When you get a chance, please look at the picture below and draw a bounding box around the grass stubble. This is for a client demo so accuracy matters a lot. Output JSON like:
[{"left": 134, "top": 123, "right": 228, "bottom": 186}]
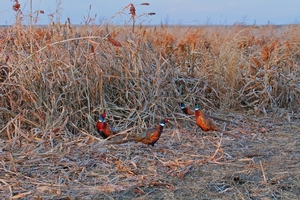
[{"left": 0, "top": 2, "right": 299, "bottom": 199}]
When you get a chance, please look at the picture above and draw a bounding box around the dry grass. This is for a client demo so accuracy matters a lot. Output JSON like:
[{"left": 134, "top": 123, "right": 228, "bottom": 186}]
[{"left": 0, "top": 3, "right": 300, "bottom": 199}]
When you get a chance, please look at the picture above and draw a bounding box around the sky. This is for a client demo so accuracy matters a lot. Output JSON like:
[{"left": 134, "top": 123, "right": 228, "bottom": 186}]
[{"left": 0, "top": 0, "right": 300, "bottom": 26}]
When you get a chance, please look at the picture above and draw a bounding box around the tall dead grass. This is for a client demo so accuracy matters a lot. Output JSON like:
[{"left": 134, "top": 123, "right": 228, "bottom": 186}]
[{"left": 1, "top": 22, "right": 300, "bottom": 137}]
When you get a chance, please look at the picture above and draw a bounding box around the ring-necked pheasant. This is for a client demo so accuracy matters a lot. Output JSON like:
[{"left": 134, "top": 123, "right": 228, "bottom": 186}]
[
  {"left": 181, "top": 102, "right": 238, "bottom": 125},
  {"left": 180, "top": 102, "right": 195, "bottom": 115},
  {"left": 96, "top": 112, "right": 117, "bottom": 138},
  {"left": 105, "top": 118, "right": 168, "bottom": 146},
  {"left": 195, "top": 104, "right": 238, "bottom": 138}
]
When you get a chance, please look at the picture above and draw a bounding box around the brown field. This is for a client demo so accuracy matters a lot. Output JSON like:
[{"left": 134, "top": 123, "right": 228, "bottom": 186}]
[{"left": 0, "top": 8, "right": 300, "bottom": 199}]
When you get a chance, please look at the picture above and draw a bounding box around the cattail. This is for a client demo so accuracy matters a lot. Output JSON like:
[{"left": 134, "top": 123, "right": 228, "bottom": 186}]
[
  {"left": 12, "top": 0, "right": 21, "bottom": 12},
  {"left": 129, "top": 4, "right": 136, "bottom": 19},
  {"left": 90, "top": 44, "right": 95, "bottom": 54},
  {"left": 40, "top": 10, "right": 44, "bottom": 14},
  {"left": 141, "top": 3, "right": 150, "bottom": 6},
  {"left": 108, "top": 37, "right": 122, "bottom": 47},
  {"left": 148, "top": 12, "right": 156, "bottom": 16},
  {"left": 261, "top": 45, "right": 269, "bottom": 62}
]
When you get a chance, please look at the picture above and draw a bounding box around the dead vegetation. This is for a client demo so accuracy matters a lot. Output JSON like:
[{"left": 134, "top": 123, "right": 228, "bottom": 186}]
[{"left": 0, "top": 2, "right": 300, "bottom": 199}]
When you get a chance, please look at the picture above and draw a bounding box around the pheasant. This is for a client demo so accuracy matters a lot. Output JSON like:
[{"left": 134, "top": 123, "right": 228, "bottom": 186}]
[
  {"left": 96, "top": 112, "right": 117, "bottom": 138},
  {"left": 195, "top": 104, "right": 238, "bottom": 138},
  {"left": 181, "top": 102, "right": 238, "bottom": 125},
  {"left": 180, "top": 102, "right": 195, "bottom": 115},
  {"left": 105, "top": 118, "right": 168, "bottom": 146}
]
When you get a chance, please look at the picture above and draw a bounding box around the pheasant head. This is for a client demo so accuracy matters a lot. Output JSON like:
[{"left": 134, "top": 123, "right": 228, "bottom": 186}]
[{"left": 99, "top": 112, "right": 106, "bottom": 122}]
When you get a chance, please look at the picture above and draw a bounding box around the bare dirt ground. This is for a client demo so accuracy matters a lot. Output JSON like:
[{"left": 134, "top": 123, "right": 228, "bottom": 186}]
[{"left": 0, "top": 112, "right": 299, "bottom": 199}]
